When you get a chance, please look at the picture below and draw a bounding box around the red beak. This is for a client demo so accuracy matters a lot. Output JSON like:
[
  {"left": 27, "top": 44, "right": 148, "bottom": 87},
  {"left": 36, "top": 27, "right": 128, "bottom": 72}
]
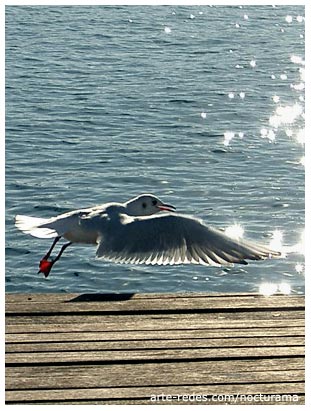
[{"left": 157, "top": 203, "right": 176, "bottom": 212}]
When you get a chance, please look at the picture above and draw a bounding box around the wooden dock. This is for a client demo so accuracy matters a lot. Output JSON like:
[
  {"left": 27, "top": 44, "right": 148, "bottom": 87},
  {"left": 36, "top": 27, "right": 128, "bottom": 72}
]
[{"left": 6, "top": 292, "right": 305, "bottom": 405}]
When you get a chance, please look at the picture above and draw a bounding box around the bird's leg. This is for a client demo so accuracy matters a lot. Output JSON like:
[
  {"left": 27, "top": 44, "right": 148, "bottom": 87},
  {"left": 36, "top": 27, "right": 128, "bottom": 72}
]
[
  {"left": 50, "top": 242, "right": 72, "bottom": 265},
  {"left": 38, "top": 238, "right": 72, "bottom": 278},
  {"left": 42, "top": 236, "right": 61, "bottom": 260}
]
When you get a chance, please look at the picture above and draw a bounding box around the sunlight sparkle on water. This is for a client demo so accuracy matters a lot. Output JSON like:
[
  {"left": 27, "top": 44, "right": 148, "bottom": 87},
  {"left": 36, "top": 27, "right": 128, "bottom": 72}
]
[
  {"left": 291, "top": 83, "right": 304, "bottom": 91},
  {"left": 280, "top": 73, "right": 287, "bottom": 80},
  {"left": 272, "top": 95, "right": 280, "bottom": 103},
  {"left": 285, "top": 15, "right": 293, "bottom": 23},
  {"left": 223, "top": 131, "right": 234, "bottom": 146},
  {"left": 269, "top": 103, "right": 303, "bottom": 128},
  {"left": 260, "top": 129, "right": 275, "bottom": 142},
  {"left": 295, "top": 263, "right": 304, "bottom": 274},
  {"left": 259, "top": 283, "right": 278, "bottom": 296},
  {"left": 278, "top": 283, "right": 291, "bottom": 294},
  {"left": 290, "top": 55, "right": 305, "bottom": 65},
  {"left": 296, "top": 128, "right": 304, "bottom": 145},
  {"left": 164, "top": 27, "right": 171, "bottom": 34},
  {"left": 249, "top": 60, "right": 256, "bottom": 68},
  {"left": 225, "top": 224, "right": 244, "bottom": 240},
  {"left": 282, "top": 229, "right": 304, "bottom": 255},
  {"left": 269, "top": 230, "right": 283, "bottom": 252},
  {"left": 259, "top": 282, "right": 291, "bottom": 296}
]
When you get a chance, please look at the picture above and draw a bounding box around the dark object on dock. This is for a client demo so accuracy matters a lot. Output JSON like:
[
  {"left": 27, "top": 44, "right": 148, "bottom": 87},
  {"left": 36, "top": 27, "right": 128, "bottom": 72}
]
[{"left": 6, "top": 292, "right": 305, "bottom": 405}]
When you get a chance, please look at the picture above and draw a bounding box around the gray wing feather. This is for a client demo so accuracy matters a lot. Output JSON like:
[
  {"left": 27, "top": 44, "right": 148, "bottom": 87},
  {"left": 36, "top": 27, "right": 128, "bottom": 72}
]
[{"left": 96, "top": 213, "right": 280, "bottom": 266}]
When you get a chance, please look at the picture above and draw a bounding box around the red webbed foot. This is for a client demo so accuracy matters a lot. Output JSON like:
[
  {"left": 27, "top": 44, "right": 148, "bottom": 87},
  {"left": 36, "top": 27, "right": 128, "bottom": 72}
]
[{"left": 38, "top": 259, "right": 54, "bottom": 278}]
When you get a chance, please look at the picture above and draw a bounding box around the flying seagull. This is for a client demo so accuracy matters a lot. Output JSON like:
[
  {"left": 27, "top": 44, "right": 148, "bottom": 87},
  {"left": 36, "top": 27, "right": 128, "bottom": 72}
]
[{"left": 15, "top": 194, "right": 281, "bottom": 277}]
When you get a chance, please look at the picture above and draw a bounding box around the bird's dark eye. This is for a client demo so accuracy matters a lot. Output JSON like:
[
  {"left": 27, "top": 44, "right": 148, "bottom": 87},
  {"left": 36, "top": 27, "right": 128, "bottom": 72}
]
[
  {"left": 142, "top": 202, "right": 147, "bottom": 209},
  {"left": 152, "top": 199, "right": 157, "bottom": 206}
]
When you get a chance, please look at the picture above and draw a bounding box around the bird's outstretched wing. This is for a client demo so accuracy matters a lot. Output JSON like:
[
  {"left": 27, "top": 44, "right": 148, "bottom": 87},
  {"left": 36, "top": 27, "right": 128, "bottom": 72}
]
[{"left": 96, "top": 213, "right": 281, "bottom": 266}]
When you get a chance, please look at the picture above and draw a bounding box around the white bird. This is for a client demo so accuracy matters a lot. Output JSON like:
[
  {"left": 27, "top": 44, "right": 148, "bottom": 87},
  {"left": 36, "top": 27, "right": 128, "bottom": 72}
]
[{"left": 15, "top": 193, "right": 281, "bottom": 277}]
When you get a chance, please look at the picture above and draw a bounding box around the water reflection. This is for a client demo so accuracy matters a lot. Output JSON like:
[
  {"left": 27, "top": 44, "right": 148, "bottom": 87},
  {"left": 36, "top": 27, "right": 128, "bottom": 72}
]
[
  {"left": 269, "top": 229, "right": 283, "bottom": 252},
  {"left": 268, "top": 229, "right": 305, "bottom": 259},
  {"left": 269, "top": 103, "right": 303, "bottom": 128},
  {"left": 223, "top": 131, "right": 235, "bottom": 146},
  {"left": 295, "top": 263, "right": 304, "bottom": 274},
  {"left": 259, "top": 282, "right": 278, "bottom": 296},
  {"left": 225, "top": 224, "right": 244, "bottom": 240},
  {"left": 290, "top": 55, "right": 304, "bottom": 65},
  {"left": 249, "top": 59, "right": 256, "bottom": 68},
  {"left": 259, "top": 282, "right": 291, "bottom": 296},
  {"left": 285, "top": 15, "right": 293, "bottom": 23}
]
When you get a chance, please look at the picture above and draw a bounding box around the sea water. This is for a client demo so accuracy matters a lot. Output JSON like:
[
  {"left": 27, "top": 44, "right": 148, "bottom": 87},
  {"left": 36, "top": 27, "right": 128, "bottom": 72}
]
[{"left": 6, "top": 5, "right": 305, "bottom": 294}]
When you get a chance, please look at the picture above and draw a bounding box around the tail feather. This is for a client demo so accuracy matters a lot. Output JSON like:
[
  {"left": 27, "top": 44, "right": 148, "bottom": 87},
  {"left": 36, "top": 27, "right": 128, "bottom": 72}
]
[{"left": 15, "top": 215, "right": 58, "bottom": 239}]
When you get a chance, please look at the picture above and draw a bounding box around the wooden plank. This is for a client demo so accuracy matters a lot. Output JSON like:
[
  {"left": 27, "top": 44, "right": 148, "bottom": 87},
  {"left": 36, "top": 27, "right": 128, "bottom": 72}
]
[
  {"left": 5, "top": 307, "right": 305, "bottom": 331},
  {"left": 5, "top": 336, "right": 305, "bottom": 353},
  {"left": 6, "top": 358, "right": 304, "bottom": 388},
  {"left": 5, "top": 310, "right": 304, "bottom": 328},
  {"left": 6, "top": 315, "right": 305, "bottom": 335},
  {"left": 5, "top": 293, "right": 305, "bottom": 314},
  {"left": 5, "top": 319, "right": 305, "bottom": 335},
  {"left": 3, "top": 292, "right": 291, "bottom": 302},
  {"left": 6, "top": 345, "right": 304, "bottom": 365},
  {"left": 5, "top": 326, "right": 305, "bottom": 343},
  {"left": 5, "top": 382, "right": 305, "bottom": 403},
  {"left": 24, "top": 398, "right": 304, "bottom": 405},
  {"left": 5, "top": 292, "right": 305, "bottom": 405},
  {"left": 5, "top": 292, "right": 304, "bottom": 303}
]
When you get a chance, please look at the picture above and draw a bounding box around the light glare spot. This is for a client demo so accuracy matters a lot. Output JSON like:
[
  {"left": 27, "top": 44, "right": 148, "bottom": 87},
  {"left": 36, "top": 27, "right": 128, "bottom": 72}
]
[
  {"left": 280, "top": 73, "right": 287, "bottom": 80},
  {"left": 228, "top": 92, "right": 235, "bottom": 99},
  {"left": 260, "top": 128, "right": 268, "bottom": 137},
  {"left": 291, "top": 83, "right": 304, "bottom": 91},
  {"left": 295, "top": 263, "right": 304, "bottom": 274},
  {"left": 278, "top": 283, "right": 291, "bottom": 294},
  {"left": 225, "top": 224, "right": 244, "bottom": 240},
  {"left": 272, "top": 95, "right": 280, "bottom": 103},
  {"left": 200, "top": 112, "right": 207, "bottom": 119},
  {"left": 285, "top": 129, "right": 293, "bottom": 137},
  {"left": 223, "top": 131, "right": 235, "bottom": 146},
  {"left": 164, "top": 27, "right": 171, "bottom": 34},
  {"left": 259, "top": 283, "right": 278, "bottom": 296},
  {"left": 269, "top": 230, "right": 283, "bottom": 251},
  {"left": 267, "top": 129, "right": 275, "bottom": 141},
  {"left": 250, "top": 60, "right": 256, "bottom": 68},
  {"left": 239, "top": 92, "right": 245, "bottom": 99},
  {"left": 285, "top": 15, "right": 293, "bottom": 23},
  {"left": 290, "top": 55, "right": 304, "bottom": 65},
  {"left": 269, "top": 103, "right": 303, "bottom": 128}
]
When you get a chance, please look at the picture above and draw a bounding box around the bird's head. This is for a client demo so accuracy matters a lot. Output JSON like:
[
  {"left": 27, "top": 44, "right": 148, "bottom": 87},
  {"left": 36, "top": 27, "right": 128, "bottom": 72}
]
[{"left": 125, "top": 194, "right": 176, "bottom": 216}]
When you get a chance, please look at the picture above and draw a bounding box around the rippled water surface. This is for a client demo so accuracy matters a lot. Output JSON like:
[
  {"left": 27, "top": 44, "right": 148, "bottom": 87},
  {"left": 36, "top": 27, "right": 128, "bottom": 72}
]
[{"left": 6, "top": 5, "right": 305, "bottom": 294}]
